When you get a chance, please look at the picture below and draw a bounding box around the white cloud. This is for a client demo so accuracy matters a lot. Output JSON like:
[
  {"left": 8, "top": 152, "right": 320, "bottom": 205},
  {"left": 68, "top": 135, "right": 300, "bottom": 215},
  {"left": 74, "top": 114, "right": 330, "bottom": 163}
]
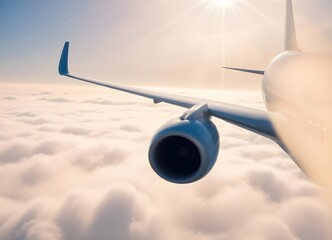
[
  {"left": 0, "top": 84, "right": 331, "bottom": 240},
  {"left": 15, "top": 220, "right": 64, "bottom": 240}
]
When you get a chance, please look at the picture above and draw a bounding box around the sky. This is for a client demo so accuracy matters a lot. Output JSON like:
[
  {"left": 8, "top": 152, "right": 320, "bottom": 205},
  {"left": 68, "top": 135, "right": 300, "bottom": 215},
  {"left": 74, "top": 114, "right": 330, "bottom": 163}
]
[
  {"left": 1, "top": 85, "right": 332, "bottom": 240},
  {"left": 0, "top": 0, "right": 332, "bottom": 89}
]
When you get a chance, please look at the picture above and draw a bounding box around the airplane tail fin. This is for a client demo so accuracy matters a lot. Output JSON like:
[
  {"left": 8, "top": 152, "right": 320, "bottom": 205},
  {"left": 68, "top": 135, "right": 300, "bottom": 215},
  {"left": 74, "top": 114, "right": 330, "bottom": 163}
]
[{"left": 284, "top": 0, "right": 298, "bottom": 51}]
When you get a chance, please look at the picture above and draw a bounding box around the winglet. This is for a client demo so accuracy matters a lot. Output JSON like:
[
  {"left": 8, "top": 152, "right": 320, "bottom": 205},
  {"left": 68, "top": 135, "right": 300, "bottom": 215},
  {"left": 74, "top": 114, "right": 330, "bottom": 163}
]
[
  {"left": 285, "top": 0, "right": 298, "bottom": 51},
  {"left": 59, "top": 42, "right": 70, "bottom": 75}
]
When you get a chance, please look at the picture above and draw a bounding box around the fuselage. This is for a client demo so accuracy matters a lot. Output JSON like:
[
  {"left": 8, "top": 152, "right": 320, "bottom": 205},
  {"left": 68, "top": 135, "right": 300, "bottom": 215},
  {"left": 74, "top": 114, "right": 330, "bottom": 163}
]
[{"left": 263, "top": 51, "right": 332, "bottom": 188}]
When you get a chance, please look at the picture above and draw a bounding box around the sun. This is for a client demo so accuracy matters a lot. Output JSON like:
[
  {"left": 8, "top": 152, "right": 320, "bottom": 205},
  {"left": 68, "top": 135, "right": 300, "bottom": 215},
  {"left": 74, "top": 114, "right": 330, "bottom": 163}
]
[{"left": 211, "top": 0, "right": 234, "bottom": 7}]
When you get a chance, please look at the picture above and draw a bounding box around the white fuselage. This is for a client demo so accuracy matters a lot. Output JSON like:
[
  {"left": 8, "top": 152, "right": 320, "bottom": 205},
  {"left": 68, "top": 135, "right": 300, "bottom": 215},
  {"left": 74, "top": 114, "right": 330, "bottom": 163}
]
[{"left": 263, "top": 51, "right": 332, "bottom": 188}]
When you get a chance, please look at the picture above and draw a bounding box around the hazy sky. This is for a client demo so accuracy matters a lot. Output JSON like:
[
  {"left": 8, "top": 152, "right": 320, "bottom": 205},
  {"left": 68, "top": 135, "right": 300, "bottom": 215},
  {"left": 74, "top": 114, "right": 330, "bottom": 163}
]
[{"left": 1, "top": 0, "right": 331, "bottom": 88}]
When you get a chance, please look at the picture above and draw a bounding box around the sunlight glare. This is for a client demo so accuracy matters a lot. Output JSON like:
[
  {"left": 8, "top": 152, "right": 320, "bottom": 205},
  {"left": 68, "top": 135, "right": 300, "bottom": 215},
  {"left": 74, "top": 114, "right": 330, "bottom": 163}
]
[{"left": 211, "top": 0, "right": 234, "bottom": 7}]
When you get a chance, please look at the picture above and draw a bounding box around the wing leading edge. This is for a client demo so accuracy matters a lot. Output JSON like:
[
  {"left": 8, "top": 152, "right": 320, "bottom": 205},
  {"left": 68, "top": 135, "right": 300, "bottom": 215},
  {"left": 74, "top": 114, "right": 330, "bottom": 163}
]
[{"left": 58, "top": 42, "right": 280, "bottom": 143}]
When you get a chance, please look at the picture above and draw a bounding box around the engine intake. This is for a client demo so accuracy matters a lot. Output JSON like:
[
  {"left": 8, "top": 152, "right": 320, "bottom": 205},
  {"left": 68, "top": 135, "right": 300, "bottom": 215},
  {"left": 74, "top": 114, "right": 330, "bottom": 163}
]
[
  {"left": 155, "top": 136, "right": 201, "bottom": 179},
  {"left": 149, "top": 118, "right": 220, "bottom": 184}
]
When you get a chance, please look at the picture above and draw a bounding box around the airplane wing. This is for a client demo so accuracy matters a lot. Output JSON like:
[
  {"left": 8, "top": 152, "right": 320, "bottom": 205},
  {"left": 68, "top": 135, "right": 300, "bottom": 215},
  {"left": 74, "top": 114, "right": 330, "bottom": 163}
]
[{"left": 58, "top": 42, "right": 280, "bottom": 143}]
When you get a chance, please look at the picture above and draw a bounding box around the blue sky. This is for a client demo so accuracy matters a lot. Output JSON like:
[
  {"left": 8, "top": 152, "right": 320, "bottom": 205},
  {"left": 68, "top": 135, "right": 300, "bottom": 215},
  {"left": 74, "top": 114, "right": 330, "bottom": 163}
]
[{"left": 1, "top": 0, "right": 331, "bottom": 88}]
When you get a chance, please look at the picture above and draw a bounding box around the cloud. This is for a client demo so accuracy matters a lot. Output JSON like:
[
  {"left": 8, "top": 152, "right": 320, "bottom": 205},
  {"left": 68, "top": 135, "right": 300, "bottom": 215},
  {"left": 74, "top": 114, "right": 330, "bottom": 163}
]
[
  {"left": 2, "top": 96, "right": 17, "bottom": 100},
  {"left": 0, "top": 142, "right": 33, "bottom": 164},
  {"left": 15, "top": 220, "right": 64, "bottom": 240},
  {"left": 55, "top": 191, "right": 93, "bottom": 240},
  {"left": 33, "top": 91, "right": 52, "bottom": 96},
  {"left": 38, "top": 97, "right": 73, "bottom": 103},
  {"left": 61, "top": 126, "right": 91, "bottom": 136},
  {"left": 0, "top": 198, "right": 57, "bottom": 240},
  {"left": 83, "top": 99, "right": 115, "bottom": 105},
  {"left": 87, "top": 184, "right": 154, "bottom": 240},
  {"left": 0, "top": 85, "right": 331, "bottom": 240},
  {"left": 0, "top": 140, "right": 69, "bottom": 164},
  {"left": 239, "top": 216, "right": 296, "bottom": 240},
  {"left": 72, "top": 145, "right": 127, "bottom": 171},
  {"left": 120, "top": 124, "right": 141, "bottom": 133},
  {"left": 19, "top": 117, "right": 50, "bottom": 125},
  {"left": 244, "top": 167, "right": 295, "bottom": 202},
  {"left": 17, "top": 111, "right": 38, "bottom": 118},
  {"left": 280, "top": 198, "right": 332, "bottom": 240}
]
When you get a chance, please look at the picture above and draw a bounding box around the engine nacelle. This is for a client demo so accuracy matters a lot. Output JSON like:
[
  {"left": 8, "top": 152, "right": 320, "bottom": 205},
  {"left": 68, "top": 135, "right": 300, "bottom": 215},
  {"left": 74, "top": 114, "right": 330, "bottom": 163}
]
[{"left": 148, "top": 118, "right": 220, "bottom": 184}]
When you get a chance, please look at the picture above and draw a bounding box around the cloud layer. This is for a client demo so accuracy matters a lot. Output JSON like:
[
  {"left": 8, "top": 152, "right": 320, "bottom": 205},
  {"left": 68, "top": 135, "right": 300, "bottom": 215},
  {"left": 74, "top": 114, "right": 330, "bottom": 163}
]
[{"left": 0, "top": 84, "right": 331, "bottom": 240}]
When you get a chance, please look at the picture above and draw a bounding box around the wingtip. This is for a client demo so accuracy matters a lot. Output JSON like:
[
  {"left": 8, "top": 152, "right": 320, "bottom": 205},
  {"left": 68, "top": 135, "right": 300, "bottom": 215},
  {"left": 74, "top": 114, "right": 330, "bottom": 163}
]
[{"left": 58, "top": 41, "right": 70, "bottom": 75}]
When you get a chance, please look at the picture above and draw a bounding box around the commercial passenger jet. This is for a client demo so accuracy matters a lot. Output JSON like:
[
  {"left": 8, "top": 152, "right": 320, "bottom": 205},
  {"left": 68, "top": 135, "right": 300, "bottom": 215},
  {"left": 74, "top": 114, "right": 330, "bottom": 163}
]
[{"left": 58, "top": 0, "right": 332, "bottom": 188}]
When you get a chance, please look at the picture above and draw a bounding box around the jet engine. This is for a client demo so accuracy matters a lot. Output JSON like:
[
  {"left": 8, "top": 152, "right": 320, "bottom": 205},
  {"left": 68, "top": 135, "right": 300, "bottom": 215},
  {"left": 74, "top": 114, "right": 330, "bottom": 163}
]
[{"left": 148, "top": 105, "right": 220, "bottom": 184}]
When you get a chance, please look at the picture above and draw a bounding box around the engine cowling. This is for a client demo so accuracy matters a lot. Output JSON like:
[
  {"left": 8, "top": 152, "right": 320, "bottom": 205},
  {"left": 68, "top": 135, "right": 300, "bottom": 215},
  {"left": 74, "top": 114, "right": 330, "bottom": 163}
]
[{"left": 148, "top": 118, "right": 220, "bottom": 184}]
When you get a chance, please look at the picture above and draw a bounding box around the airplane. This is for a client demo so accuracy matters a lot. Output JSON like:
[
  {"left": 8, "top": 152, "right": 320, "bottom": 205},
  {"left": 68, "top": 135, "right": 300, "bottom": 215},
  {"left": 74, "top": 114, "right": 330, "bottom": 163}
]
[{"left": 58, "top": 0, "right": 332, "bottom": 188}]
